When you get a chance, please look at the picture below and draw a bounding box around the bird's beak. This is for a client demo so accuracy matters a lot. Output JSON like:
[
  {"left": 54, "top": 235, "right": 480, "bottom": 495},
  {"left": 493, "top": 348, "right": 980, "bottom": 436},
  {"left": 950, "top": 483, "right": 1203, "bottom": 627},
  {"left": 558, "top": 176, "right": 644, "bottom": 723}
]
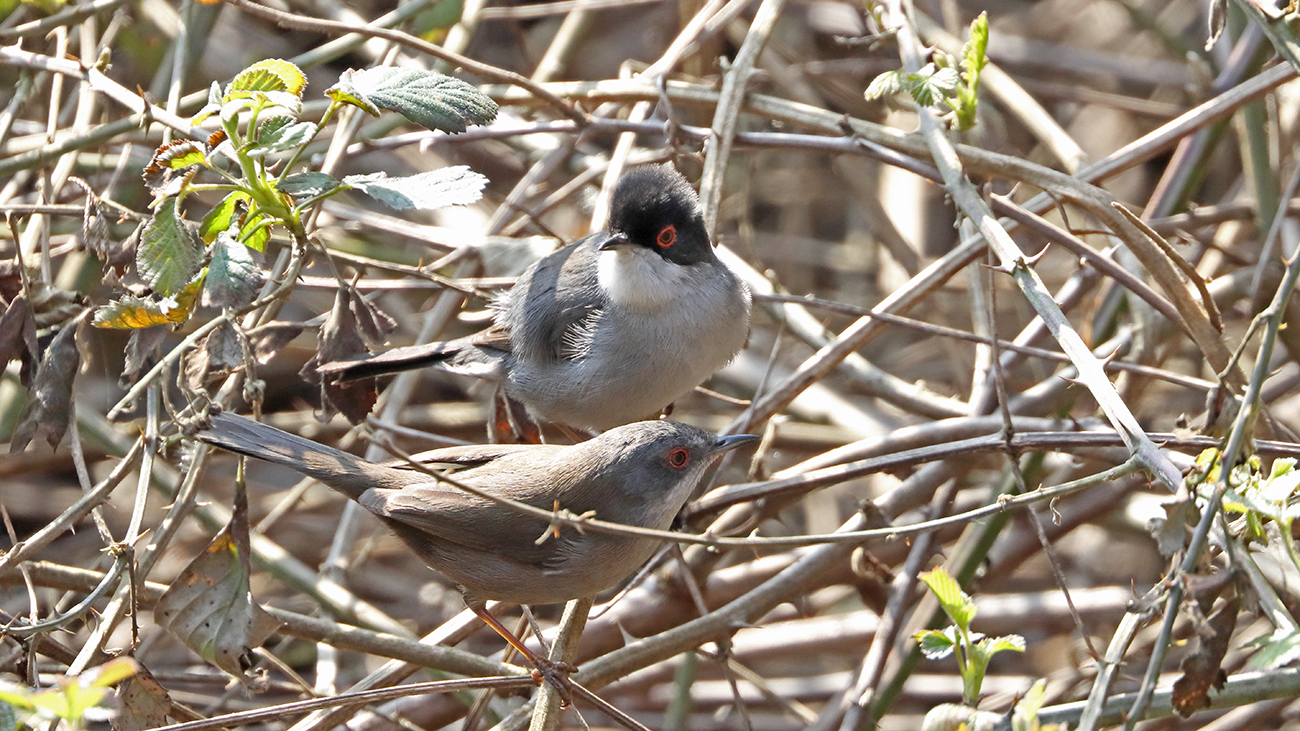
[
  {"left": 597, "top": 232, "right": 631, "bottom": 251},
  {"left": 712, "top": 434, "right": 759, "bottom": 454}
]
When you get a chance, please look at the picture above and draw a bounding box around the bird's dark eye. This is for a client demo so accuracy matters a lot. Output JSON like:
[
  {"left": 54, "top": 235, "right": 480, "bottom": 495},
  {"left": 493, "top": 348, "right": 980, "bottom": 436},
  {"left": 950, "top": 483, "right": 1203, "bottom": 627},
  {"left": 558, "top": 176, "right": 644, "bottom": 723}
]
[
  {"left": 666, "top": 446, "right": 690, "bottom": 469},
  {"left": 656, "top": 225, "right": 676, "bottom": 248}
]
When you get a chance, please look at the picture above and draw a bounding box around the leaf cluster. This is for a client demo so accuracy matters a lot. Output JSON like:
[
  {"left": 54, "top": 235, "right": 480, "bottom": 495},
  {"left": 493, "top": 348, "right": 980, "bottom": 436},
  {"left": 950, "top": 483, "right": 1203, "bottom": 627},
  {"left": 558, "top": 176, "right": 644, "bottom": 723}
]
[
  {"left": 864, "top": 12, "right": 988, "bottom": 131},
  {"left": 914, "top": 566, "right": 1025, "bottom": 706}
]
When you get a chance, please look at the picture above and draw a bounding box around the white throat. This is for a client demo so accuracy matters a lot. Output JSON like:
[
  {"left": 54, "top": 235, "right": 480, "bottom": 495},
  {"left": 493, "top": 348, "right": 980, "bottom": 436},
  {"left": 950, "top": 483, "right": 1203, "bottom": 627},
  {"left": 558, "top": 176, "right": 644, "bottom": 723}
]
[{"left": 597, "top": 247, "right": 693, "bottom": 311}]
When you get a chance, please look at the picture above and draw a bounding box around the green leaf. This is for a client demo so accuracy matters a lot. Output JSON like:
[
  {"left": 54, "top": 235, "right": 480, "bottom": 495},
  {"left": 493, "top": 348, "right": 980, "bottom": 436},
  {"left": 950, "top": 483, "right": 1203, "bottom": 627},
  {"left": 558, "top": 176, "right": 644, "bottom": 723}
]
[
  {"left": 1249, "top": 629, "right": 1300, "bottom": 669},
  {"left": 191, "top": 81, "right": 223, "bottom": 126},
  {"left": 1011, "top": 678, "right": 1047, "bottom": 731},
  {"left": 88, "top": 657, "right": 140, "bottom": 688},
  {"left": 239, "top": 205, "right": 270, "bottom": 253},
  {"left": 203, "top": 227, "right": 265, "bottom": 309},
  {"left": 277, "top": 171, "right": 341, "bottom": 198},
  {"left": 978, "top": 634, "right": 1026, "bottom": 655},
  {"left": 0, "top": 687, "right": 32, "bottom": 710},
  {"left": 961, "top": 11, "right": 989, "bottom": 86},
  {"left": 226, "top": 59, "right": 305, "bottom": 97},
  {"left": 328, "top": 67, "right": 498, "bottom": 133},
  {"left": 915, "top": 627, "right": 958, "bottom": 660},
  {"left": 55, "top": 683, "right": 108, "bottom": 722},
  {"left": 246, "top": 117, "right": 316, "bottom": 158},
  {"left": 137, "top": 198, "right": 203, "bottom": 297},
  {"left": 952, "top": 11, "right": 989, "bottom": 131},
  {"left": 919, "top": 567, "right": 976, "bottom": 630},
  {"left": 200, "top": 192, "right": 249, "bottom": 244},
  {"left": 343, "top": 166, "right": 487, "bottom": 210},
  {"left": 864, "top": 70, "right": 903, "bottom": 100},
  {"left": 905, "top": 64, "right": 959, "bottom": 108},
  {"left": 1261, "top": 464, "right": 1300, "bottom": 503}
]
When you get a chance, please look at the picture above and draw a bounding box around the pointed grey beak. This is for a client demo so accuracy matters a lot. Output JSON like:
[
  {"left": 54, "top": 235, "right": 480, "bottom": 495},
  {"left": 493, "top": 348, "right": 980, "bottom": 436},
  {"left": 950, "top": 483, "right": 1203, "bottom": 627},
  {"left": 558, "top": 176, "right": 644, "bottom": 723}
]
[
  {"left": 712, "top": 434, "right": 759, "bottom": 454},
  {"left": 597, "top": 232, "right": 631, "bottom": 251}
]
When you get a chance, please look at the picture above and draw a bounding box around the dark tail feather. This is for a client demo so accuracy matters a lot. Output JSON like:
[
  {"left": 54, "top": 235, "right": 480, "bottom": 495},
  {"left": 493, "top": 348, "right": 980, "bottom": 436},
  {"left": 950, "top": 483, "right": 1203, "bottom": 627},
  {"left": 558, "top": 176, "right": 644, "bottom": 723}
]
[
  {"left": 197, "top": 412, "right": 390, "bottom": 501},
  {"left": 316, "top": 342, "right": 457, "bottom": 382}
]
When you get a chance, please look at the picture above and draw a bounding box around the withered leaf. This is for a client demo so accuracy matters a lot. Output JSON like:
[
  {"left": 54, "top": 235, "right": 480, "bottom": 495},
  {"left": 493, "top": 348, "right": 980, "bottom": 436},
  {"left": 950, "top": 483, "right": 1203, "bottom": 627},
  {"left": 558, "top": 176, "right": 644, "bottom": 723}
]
[
  {"left": 112, "top": 664, "right": 173, "bottom": 731},
  {"left": 10, "top": 309, "right": 89, "bottom": 453},
  {"left": 1172, "top": 594, "right": 1239, "bottom": 717},
  {"left": 0, "top": 293, "right": 39, "bottom": 387},
  {"left": 142, "top": 140, "right": 208, "bottom": 198},
  {"left": 29, "top": 280, "right": 86, "bottom": 328},
  {"left": 68, "top": 177, "right": 129, "bottom": 270},
  {"left": 123, "top": 326, "right": 170, "bottom": 385},
  {"left": 0, "top": 259, "right": 20, "bottom": 302},
  {"left": 155, "top": 495, "right": 281, "bottom": 677},
  {"left": 351, "top": 293, "right": 396, "bottom": 345},
  {"left": 247, "top": 320, "right": 304, "bottom": 364},
  {"left": 185, "top": 320, "right": 244, "bottom": 389},
  {"left": 1149, "top": 498, "right": 1196, "bottom": 557},
  {"left": 302, "top": 288, "right": 375, "bottom": 424}
]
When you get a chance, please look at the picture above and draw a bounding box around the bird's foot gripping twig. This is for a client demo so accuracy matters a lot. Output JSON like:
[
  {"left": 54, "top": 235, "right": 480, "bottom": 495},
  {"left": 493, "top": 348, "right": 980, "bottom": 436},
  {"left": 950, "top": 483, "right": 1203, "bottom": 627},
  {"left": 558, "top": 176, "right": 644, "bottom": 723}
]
[{"left": 467, "top": 602, "right": 578, "bottom": 707}]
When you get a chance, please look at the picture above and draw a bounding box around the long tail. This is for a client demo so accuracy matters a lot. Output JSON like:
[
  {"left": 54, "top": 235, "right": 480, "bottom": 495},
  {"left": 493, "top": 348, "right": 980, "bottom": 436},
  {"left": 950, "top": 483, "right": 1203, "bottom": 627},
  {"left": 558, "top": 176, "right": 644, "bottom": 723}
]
[
  {"left": 315, "top": 341, "right": 457, "bottom": 382},
  {"left": 196, "top": 412, "right": 399, "bottom": 501}
]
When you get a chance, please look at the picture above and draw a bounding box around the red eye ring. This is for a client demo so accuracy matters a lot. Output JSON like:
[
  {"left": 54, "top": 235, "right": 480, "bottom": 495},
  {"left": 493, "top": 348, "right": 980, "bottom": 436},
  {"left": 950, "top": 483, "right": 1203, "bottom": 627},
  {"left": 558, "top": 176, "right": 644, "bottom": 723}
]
[
  {"left": 666, "top": 446, "right": 690, "bottom": 469},
  {"left": 656, "top": 225, "right": 677, "bottom": 248}
]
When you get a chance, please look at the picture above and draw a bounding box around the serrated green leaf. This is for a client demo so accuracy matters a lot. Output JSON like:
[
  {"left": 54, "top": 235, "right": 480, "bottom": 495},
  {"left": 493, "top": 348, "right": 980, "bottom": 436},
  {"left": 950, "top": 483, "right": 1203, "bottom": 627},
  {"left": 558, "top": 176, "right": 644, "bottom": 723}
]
[
  {"left": 915, "top": 627, "right": 958, "bottom": 660},
  {"left": 246, "top": 117, "right": 316, "bottom": 157},
  {"left": 919, "top": 567, "right": 976, "bottom": 630},
  {"left": 226, "top": 59, "right": 305, "bottom": 97},
  {"left": 979, "top": 634, "right": 1025, "bottom": 655},
  {"left": 137, "top": 198, "right": 203, "bottom": 297},
  {"left": 277, "top": 172, "right": 341, "bottom": 198},
  {"left": 1270, "top": 457, "right": 1297, "bottom": 480},
  {"left": 167, "top": 147, "right": 207, "bottom": 169},
  {"left": 1262, "top": 466, "right": 1300, "bottom": 503},
  {"left": 328, "top": 67, "right": 497, "bottom": 133},
  {"left": 325, "top": 81, "right": 381, "bottom": 116},
  {"left": 952, "top": 11, "right": 989, "bottom": 131},
  {"left": 200, "top": 192, "right": 249, "bottom": 244},
  {"left": 343, "top": 166, "right": 487, "bottom": 210},
  {"left": 907, "top": 65, "right": 959, "bottom": 107},
  {"left": 864, "top": 70, "right": 903, "bottom": 100},
  {"left": 203, "top": 227, "right": 264, "bottom": 309},
  {"left": 962, "top": 12, "right": 989, "bottom": 84}
]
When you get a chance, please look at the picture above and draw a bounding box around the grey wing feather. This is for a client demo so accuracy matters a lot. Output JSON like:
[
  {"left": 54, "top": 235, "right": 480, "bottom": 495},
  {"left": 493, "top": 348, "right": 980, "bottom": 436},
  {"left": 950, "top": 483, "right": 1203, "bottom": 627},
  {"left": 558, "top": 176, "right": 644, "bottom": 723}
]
[
  {"left": 360, "top": 484, "right": 570, "bottom": 569},
  {"left": 386, "top": 443, "right": 561, "bottom": 471},
  {"left": 498, "top": 234, "right": 607, "bottom": 363}
]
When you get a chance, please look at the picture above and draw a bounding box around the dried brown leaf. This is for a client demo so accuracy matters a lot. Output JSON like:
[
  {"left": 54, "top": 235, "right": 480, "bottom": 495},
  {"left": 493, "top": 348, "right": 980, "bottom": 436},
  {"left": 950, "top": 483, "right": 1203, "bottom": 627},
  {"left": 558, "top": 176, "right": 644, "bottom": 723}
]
[
  {"left": 155, "top": 495, "right": 281, "bottom": 677},
  {"left": 303, "top": 288, "right": 376, "bottom": 424},
  {"left": 10, "top": 309, "right": 89, "bottom": 452},
  {"left": 1172, "top": 595, "right": 1239, "bottom": 717},
  {"left": 247, "top": 320, "right": 305, "bottom": 364},
  {"left": 0, "top": 293, "right": 39, "bottom": 387},
  {"left": 112, "top": 665, "right": 173, "bottom": 731},
  {"left": 185, "top": 320, "right": 244, "bottom": 389}
]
